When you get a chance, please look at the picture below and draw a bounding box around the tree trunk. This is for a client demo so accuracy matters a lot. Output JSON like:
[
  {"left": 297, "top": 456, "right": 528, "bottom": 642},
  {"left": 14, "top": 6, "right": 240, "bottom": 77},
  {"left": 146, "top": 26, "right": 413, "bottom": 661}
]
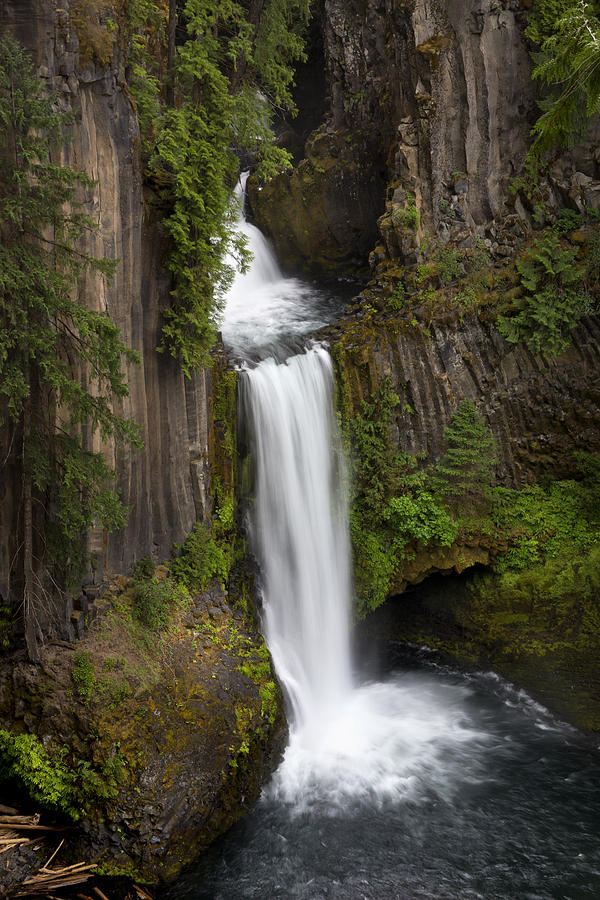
[
  {"left": 22, "top": 356, "right": 39, "bottom": 663},
  {"left": 166, "top": 0, "right": 177, "bottom": 107}
]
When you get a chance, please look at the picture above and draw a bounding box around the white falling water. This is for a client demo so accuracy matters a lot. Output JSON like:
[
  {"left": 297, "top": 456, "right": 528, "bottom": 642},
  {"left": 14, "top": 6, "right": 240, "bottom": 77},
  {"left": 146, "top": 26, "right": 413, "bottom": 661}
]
[
  {"left": 242, "top": 347, "right": 353, "bottom": 737},
  {"left": 222, "top": 175, "right": 488, "bottom": 813},
  {"left": 220, "top": 173, "right": 337, "bottom": 358}
]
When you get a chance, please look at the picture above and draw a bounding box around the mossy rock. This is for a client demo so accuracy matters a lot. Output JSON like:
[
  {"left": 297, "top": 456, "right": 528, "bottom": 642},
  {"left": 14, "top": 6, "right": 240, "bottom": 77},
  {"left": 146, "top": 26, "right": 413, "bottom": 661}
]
[{"left": 0, "top": 574, "right": 286, "bottom": 885}]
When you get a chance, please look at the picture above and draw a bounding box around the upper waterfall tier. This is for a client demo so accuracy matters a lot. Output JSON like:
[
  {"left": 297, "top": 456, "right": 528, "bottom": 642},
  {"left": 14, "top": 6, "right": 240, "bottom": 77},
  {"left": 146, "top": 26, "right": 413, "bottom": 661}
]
[{"left": 219, "top": 173, "right": 347, "bottom": 361}]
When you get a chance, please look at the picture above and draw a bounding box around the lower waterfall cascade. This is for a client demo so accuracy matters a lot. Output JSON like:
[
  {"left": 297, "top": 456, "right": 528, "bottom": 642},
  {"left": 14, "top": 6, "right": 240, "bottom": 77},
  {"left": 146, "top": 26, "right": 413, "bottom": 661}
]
[{"left": 167, "top": 175, "right": 600, "bottom": 899}]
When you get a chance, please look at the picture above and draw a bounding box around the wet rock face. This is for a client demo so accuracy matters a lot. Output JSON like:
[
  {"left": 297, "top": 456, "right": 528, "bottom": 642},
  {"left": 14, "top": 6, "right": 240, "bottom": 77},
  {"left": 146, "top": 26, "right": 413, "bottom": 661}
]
[
  {"left": 252, "top": 0, "right": 600, "bottom": 273},
  {"left": 247, "top": 130, "right": 385, "bottom": 275},
  {"left": 327, "top": 309, "right": 600, "bottom": 487}
]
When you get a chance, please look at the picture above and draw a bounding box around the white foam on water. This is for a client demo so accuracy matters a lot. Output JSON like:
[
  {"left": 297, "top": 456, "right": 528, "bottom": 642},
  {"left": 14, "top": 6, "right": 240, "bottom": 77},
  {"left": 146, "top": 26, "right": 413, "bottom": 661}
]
[
  {"left": 243, "top": 347, "right": 490, "bottom": 813},
  {"left": 220, "top": 174, "right": 335, "bottom": 357}
]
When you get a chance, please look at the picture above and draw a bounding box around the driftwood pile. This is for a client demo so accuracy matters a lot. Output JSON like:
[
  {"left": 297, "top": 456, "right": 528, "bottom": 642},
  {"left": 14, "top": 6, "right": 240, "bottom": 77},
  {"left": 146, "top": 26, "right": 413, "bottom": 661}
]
[{"left": 0, "top": 805, "right": 153, "bottom": 900}]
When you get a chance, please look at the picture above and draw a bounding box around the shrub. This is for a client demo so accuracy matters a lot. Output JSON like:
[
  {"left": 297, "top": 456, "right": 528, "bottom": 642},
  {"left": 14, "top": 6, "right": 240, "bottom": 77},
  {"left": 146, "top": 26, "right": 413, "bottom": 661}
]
[
  {"left": 554, "top": 208, "right": 583, "bottom": 235},
  {"left": 71, "top": 651, "right": 96, "bottom": 703},
  {"left": 351, "top": 515, "right": 397, "bottom": 618},
  {"left": 384, "top": 493, "right": 458, "bottom": 547},
  {"left": 0, "top": 730, "right": 78, "bottom": 818},
  {"left": 401, "top": 201, "right": 420, "bottom": 231},
  {"left": 170, "top": 521, "right": 230, "bottom": 592},
  {"left": 497, "top": 232, "right": 588, "bottom": 355},
  {"left": 132, "top": 576, "right": 185, "bottom": 630},
  {"left": 437, "top": 248, "right": 467, "bottom": 285}
]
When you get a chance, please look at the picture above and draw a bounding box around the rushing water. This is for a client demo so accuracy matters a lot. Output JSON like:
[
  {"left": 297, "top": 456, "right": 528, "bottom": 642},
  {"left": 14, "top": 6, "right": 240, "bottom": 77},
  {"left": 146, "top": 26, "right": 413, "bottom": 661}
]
[
  {"left": 241, "top": 347, "right": 353, "bottom": 737},
  {"left": 220, "top": 173, "right": 347, "bottom": 361},
  {"left": 170, "top": 649, "right": 600, "bottom": 899},
  {"left": 168, "top": 176, "right": 600, "bottom": 898}
]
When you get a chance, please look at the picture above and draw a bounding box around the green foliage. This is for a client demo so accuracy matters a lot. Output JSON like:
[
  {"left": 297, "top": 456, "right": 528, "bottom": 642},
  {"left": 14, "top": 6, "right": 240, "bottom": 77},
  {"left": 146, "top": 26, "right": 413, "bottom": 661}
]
[
  {"left": 132, "top": 556, "right": 155, "bottom": 582},
  {"left": 384, "top": 493, "right": 457, "bottom": 547},
  {"left": 170, "top": 521, "right": 230, "bottom": 592},
  {"left": 526, "top": 1, "right": 600, "bottom": 159},
  {"left": 435, "top": 400, "right": 497, "bottom": 509},
  {"left": 345, "top": 382, "right": 458, "bottom": 617},
  {"left": 0, "top": 605, "right": 11, "bottom": 651},
  {"left": 491, "top": 455, "right": 600, "bottom": 569},
  {"left": 131, "top": 574, "right": 187, "bottom": 630},
  {"left": 0, "top": 729, "right": 78, "bottom": 818},
  {"left": 0, "top": 35, "right": 141, "bottom": 600},
  {"left": 349, "top": 378, "right": 401, "bottom": 526},
  {"left": 437, "top": 247, "right": 467, "bottom": 285},
  {"left": 350, "top": 513, "right": 397, "bottom": 618},
  {"left": 0, "top": 729, "right": 127, "bottom": 820},
  {"left": 129, "top": 0, "right": 311, "bottom": 371},
  {"left": 387, "top": 281, "right": 407, "bottom": 310},
  {"left": 435, "top": 241, "right": 492, "bottom": 287},
  {"left": 71, "top": 650, "right": 96, "bottom": 703},
  {"left": 462, "top": 459, "right": 600, "bottom": 658},
  {"left": 126, "top": 0, "right": 165, "bottom": 154},
  {"left": 238, "top": 654, "right": 278, "bottom": 724},
  {"left": 401, "top": 201, "right": 420, "bottom": 231},
  {"left": 497, "top": 232, "right": 590, "bottom": 354},
  {"left": 554, "top": 207, "right": 584, "bottom": 234},
  {"left": 69, "top": 0, "right": 117, "bottom": 66}
]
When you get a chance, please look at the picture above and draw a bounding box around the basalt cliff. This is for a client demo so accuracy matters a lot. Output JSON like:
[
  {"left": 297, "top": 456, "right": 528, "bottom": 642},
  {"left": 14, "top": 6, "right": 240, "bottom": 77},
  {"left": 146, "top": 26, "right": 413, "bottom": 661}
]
[{"left": 1, "top": 0, "right": 600, "bottom": 891}]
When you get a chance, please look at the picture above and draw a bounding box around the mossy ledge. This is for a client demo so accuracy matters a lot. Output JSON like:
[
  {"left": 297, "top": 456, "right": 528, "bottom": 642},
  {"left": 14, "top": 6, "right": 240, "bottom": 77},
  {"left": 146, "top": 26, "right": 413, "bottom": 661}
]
[
  {"left": 0, "top": 567, "right": 286, "bottom": 884},
  {"left": 362, "top": 566, "right": 600, "bottom": 734}
]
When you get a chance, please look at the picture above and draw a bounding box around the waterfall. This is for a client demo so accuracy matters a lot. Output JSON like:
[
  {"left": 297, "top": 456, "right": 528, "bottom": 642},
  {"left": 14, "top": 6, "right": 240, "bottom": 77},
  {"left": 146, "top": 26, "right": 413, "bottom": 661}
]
[
  {"left": 220, "top": 173, "right": 340, "bottom": 358},
  {"left": 227, "top": 172, "right": 282, "bottom": 296},
  {"left": 221, "top": 175, "right": 483, "bottom": 811},
  {"left": 241, "top": 347, "right": 353, "bottom": 740}
]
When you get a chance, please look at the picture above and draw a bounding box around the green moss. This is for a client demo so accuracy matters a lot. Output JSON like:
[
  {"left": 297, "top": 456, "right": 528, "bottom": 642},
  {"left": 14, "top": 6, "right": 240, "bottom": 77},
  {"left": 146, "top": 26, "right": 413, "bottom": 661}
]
[{"left": 72, "top": 650, "right": 96, "bottom": 703}]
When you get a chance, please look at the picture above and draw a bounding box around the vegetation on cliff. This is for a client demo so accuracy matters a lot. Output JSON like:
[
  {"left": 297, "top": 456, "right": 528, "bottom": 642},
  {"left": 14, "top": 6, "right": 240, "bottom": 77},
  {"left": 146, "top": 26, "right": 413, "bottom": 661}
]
[
  {"left": 0, "top": 549, "right": 283, "bottom": 878},
  {"left": 340, "top": 378, "right": 497, "bottom": 618},
  {"left": 124, "top": 0, "right": 312, "bottom": 372},
  {"left": 337, "top": 348, "right": 600, "bottom": 650},
  {"left": 526, "top": 0, "right": 600, "bottom": 160},
  {"left": 375, "top": 455, "right": 600, "bottom": 731},
  {"left": 0, "top": 33, "right": 141, "bottom": 660}
]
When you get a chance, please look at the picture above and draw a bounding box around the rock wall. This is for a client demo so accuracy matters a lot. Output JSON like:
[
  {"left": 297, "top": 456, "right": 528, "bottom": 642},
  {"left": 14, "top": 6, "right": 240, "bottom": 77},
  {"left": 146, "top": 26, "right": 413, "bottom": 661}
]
[
  {"left": 0, "top": 1, "right": 213, "bottom": 620},
  {"left": 251, "top": 0, "right": 600, "bottom": 274},
  {"left": 327, "top": 308, "right": 600, "bottom": 486}
]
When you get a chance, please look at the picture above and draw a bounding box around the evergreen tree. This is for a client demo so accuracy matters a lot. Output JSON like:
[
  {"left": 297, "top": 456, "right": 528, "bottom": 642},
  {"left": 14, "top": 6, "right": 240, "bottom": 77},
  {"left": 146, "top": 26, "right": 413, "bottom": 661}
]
[
  {"left": 435, "top": 401, "right": 497, "bottom": 509},
  {"left": 527, "top": 0, "right": 600, "bottom": 160},
  {"left": 0, "top": 33, "right": 141, "bottom": 659}
]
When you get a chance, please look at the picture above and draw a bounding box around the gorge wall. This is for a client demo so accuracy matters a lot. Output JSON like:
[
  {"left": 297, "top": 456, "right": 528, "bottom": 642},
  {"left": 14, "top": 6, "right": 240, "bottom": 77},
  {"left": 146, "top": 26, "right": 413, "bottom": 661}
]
[
  {"left": 251, "top": 0, "right": 600, "bottom": 274},
  {"left": 0, "top": 0, "right": 214, "bottom": 625},
  {"left": 327, "top": 307, "right": 600, "bottom": 488}
]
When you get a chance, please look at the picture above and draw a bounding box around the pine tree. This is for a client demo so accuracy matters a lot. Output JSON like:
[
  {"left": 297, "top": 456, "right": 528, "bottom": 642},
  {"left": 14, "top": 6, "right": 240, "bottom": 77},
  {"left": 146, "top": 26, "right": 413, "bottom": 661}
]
[
  {"left": 527, "top": 0, "right": 600, "bottom": 160},
  {"left": 435, "top": 400, "right": 497, "bottom": 510},
  {"left": 0, "top": 33, "right": 141, "bottom": 659}
]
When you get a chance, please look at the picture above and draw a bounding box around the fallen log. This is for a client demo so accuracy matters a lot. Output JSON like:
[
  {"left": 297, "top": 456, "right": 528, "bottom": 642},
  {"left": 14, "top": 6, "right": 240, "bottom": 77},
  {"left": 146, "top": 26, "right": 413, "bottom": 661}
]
[{"left": 0, "top": 815, "right": 40, "bottom": 826}]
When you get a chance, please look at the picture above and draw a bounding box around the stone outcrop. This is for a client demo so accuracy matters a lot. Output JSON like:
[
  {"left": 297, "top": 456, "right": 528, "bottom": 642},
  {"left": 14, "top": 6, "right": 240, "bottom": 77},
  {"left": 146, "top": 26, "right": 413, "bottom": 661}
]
[
  {"left": 251, "top": 0, "right": 600, "bottom": 274},
  {"left": 326, "top": 307, "right": 600, "bottom": 487},
  {"left": 0, "top": 573, "right": 286, "bottom": 883}
]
